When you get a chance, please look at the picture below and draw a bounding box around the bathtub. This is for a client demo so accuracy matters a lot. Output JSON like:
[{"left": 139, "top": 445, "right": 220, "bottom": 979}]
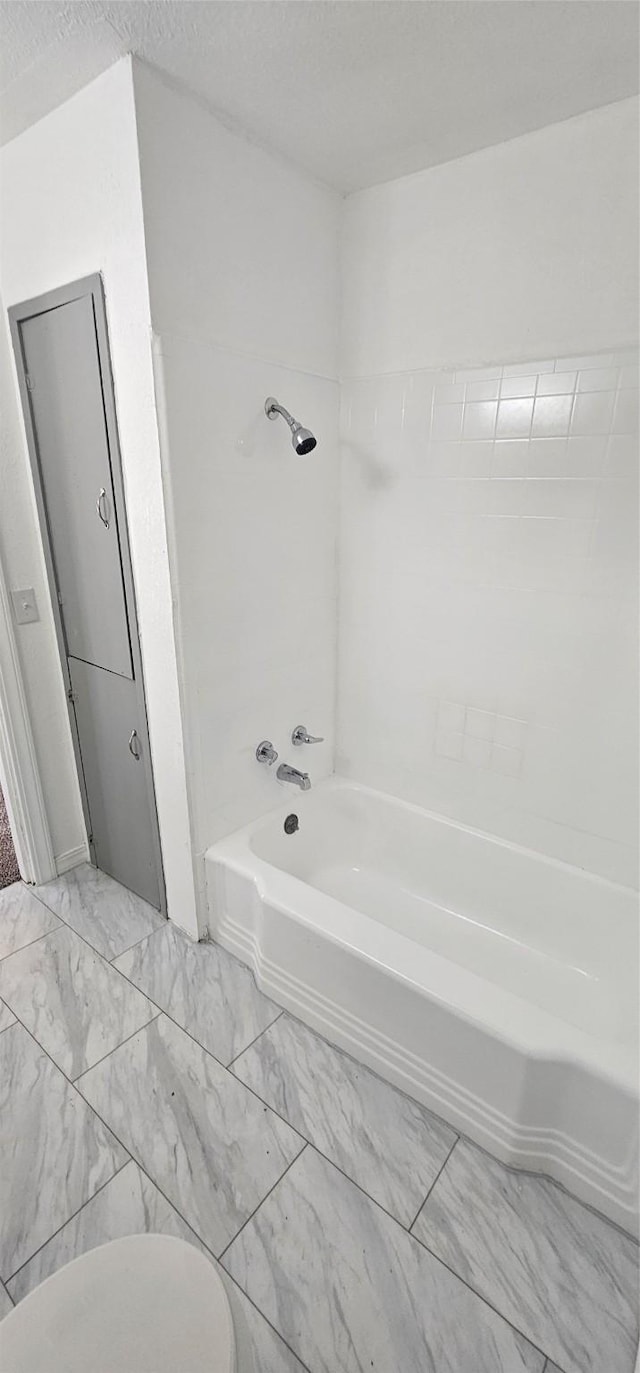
[{"left": 205, "top": 778, "right": 639, "bottom": 1234}]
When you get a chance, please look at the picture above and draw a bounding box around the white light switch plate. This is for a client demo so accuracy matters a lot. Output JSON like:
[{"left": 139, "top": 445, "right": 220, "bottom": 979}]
[{"left": 11, "top": 587, "right": 39, "bottom": 625}]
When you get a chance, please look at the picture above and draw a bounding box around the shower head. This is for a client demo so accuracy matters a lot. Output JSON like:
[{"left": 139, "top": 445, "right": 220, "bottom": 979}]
[{"left": 265, "top": 397, "right": 317, "bottom": 455}]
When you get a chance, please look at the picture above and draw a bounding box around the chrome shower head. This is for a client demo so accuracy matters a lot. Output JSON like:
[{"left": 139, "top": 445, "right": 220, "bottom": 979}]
[{"left": 265, "top": 397, "right": 317, "bottom": 455}]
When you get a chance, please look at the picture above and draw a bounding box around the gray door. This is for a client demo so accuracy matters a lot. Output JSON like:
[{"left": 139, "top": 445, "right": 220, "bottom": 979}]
[
  {"left": 19, "top": 296, "right": 133, "bottom": 678},
  {"left": 10, "top": 277, "right": 164, "bottom": 912},
  {"left": 68, "top": 659, "right": 159, "bottom": 905}
]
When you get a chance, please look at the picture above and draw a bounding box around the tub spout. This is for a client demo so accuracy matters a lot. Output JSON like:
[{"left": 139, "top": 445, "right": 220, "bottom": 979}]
[{"left": 276, "top": 762, "right": 311, "bottom": 791}]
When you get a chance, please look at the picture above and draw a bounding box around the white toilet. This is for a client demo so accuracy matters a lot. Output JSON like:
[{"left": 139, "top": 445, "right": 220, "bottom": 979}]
[{"left": 0, "top": 1234, "right": 235, "bottom": 1373}]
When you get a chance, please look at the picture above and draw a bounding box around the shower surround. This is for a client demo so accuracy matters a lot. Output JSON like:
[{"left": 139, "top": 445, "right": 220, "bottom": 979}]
[
  {"left": 207, "top": 98, "right": 638, "bottom": 1234},
  {"left": 338, "top": 347, "right": 638, "bottom": 887}
]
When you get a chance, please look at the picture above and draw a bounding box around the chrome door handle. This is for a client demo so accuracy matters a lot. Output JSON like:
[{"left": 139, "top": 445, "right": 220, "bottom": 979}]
[
  {"left": 291, "top": 725, "right": 324, "bottom": 746},
  {"left": 96, "top": 487, "right": 110, "bottom": 529},
  {"left": 128, "top": 729, "right": 140, "bottom": 760}
]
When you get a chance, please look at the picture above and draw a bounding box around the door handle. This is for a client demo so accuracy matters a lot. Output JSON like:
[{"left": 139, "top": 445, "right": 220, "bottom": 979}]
[
  {"left": 128, "top": 729, "right": 140, "bottom": 760},
  {"left": 96, "top": 487, "right": 110, "bottom": 529}
]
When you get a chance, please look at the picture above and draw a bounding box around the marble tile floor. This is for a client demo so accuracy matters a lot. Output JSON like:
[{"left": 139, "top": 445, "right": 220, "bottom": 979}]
[{"left": 0, "top": 871, "right": 638, "bottom": 1373}]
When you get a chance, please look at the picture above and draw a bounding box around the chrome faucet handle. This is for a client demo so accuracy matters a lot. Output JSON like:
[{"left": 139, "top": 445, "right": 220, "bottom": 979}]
[
  {"left": 291, "top": 724, "right": 324, "bottom": 747},
  {"left": 256, "top": 740, "right": 278, "bottom": 766}
]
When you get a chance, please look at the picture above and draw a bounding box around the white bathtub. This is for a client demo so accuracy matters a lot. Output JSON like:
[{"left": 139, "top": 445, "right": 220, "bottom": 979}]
[{"left": 205, "top": 778, "right": 639, "bottom": 1234}]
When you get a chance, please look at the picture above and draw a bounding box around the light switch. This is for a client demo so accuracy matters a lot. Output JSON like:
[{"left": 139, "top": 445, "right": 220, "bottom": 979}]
[{"left": 11, "top": 587, "right": 39, "bottom": 625}]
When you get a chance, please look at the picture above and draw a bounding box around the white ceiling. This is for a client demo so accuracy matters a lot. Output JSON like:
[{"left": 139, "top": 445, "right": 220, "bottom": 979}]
[{"left": 0, "top": 1, "right": 638, "bottom": 192}]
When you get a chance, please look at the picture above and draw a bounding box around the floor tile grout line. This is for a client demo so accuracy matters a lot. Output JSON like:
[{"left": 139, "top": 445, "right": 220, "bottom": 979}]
[
  {"left": 0, "top": 918, "right": 161, "bottom": 1082},
  {"left": 76, "top": 1147, "right": 315, "bottom": 1373},
  {"left": 62, "top": 973, "right": 476, "bottom": 1243},
  {"left": 71, "top": 1010, "right": 162, "bottom": 1084},
  {"left": 135, "top": 1174, "right": 315, "bottom": 1373},
  {"left": 79, "top": 1142, "right": 315, "bottom": 1373},
  {"left": 0, "top": 919, "right": 62, "bottom": 964},
  {"left": 88, "top": 988, "right": 458, "bottom": 1246},
  {"left": 222, "top": 1273, "right": 315, "bottom": 1373},
  {"left": 49, "top": 919, "right": 173, "bottom": 1021},
  {"left": 280, "top": 966, "right": 640, "bottom": 1241},
  {"left": 7, "top": 898, "right": 148, "bottom": 976},
  {"left": 409, "top": 1224, "right": 549, "bottom": 1364},
  {"left": 105, "top": 920, "right": 289, "bottom": 1075},
  {"left": 69, "top": 920, "right": 640, "bottom": 1247},
  {"left": 108, "top": 966, "right": 283, "bottom": 1076},
  {"left": 0, "top": 921, "right": 460, "bottom": 1183},
  {"left": 2, "top": 920, "right": 308, "bottom": 1171},
  {"left": 10, "top": 918, "right": 635, "bottom": 1233},
  {"left": 5, "top": 1085, "right": 314, "bottom": 1373},
  {"left": 5, "top": 977, "right": 582, "bottom": 1367},
  {"left": 280, "top": 999, "right": 466, "bottom": 1148},
  {"left": 217, "top": 1141, "right": 309, "bottom": 1265},
  {"left": 103, "top": 907, "right": 458, "bottom": 1157},
  {"left": 226, "top": 1008, "right": 284, "bottom": 1068},
  {"left": 223, "top": 1135, "right": 551, "bottom": 1367},
  {"left": 0, "top": 1279, "right": 15, "bottom": 1309},
  {"left": 108, "top": 921, "right": 166, "bottom": 965},
  {"left": 29, "top": 909, "right": 464, "bottom": 1230},
  {"left": 8, "top": 886, "right": 628, "bottom": 1368},
  {"left": 27, "top": 875, "right": 164, "bottom": 964},
  {"left": 69, "top": 1020, "right": 310, "bottom": 1268},
  {"left": 29, "top": 883, "right": 622, "bottom": 1246},
  {"left": 5, "top": 1157, "right": 133, "bottom": 1288},
  {"left": 241, "top": 1134, "right": 553, "bottom": 1367},
  {"left": 0, "top": 1013, "right": 134, "bottom": 1283},
  {"left": 407, "top": 1136, "right": 459, "bottom": 1234},
  {"left": 27, "top": 880, "right": 79, "bottom": 927},
  {"left": 6, "top": 1045, "right": 313, "bottom": 1373},
  {"left": 6, "top": 893, "right": 628, "bottom": 1363},
  {"left": 227, "top": 1053, "right": 456, "bottom": 1233},
  {"left": 3, "top": 1008, "right": 548, "bottom": 1360}
]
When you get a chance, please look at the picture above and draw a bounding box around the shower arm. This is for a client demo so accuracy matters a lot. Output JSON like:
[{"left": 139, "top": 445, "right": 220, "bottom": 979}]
[{"left": 265, "top": 398, "right": 296, "bottom": 428}]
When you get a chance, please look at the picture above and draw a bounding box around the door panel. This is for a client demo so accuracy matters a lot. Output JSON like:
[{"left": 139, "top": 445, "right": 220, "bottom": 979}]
[
  {"left": 20, "top": 296, "right": 133, "bottom": 678},
  {"left": 68, "top": 657, "right": 160, "bottom": 909}
]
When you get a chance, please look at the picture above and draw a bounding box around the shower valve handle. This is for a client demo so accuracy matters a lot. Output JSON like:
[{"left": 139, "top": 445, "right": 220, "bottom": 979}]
[
  {"left": 256, "top": 740, "right": 278, "bottom": 766},
  {"left": 291, "top": 725, "right": 324, "bottom": 747}
]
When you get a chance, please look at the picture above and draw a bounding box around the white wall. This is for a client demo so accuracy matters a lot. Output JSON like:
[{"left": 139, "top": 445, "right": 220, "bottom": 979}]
[
  {"left": 342, "top": 98, "right": 639, "bottom": 377},
  {"left": 132, "top": 65, "right": 341, "bottom": 908},
  {"left": 338, "top": 100, "right": 639, "bottom": 885},
  {"left": 0, "top": 59, "right": 198, "bottom": 935}
]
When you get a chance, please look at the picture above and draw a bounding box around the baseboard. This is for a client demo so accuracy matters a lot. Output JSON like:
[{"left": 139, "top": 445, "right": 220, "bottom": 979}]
[{"left": 54, "top": 843, "right": 89, "bottom": 876}]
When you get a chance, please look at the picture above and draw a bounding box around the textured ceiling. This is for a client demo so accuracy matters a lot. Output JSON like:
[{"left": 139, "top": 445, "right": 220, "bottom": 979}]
[{"left": 0, "top": 1, "right": 638, "bottom": 191}]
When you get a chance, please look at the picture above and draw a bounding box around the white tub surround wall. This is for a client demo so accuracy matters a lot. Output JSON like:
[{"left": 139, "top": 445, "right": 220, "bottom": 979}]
[
  {"left": 0, "top": 60, "right": 197, "bottom": 936},
  {"left": 338, "top": 98, "right": 639, "bottom": 887},
  {"left": 132, "top": 65, "right": 341, "bottom": 895},
  {"left": 339, "top": 350, "right": 639, "bottom": 885},
  {"left": 206, "top": 779, "right": 638, "bottom": 1233}
]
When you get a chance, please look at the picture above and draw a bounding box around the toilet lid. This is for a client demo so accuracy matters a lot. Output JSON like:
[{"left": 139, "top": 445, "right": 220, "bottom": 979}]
[{"left": 0, "top": 1234, "right": 235, "bottom": 1373}]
